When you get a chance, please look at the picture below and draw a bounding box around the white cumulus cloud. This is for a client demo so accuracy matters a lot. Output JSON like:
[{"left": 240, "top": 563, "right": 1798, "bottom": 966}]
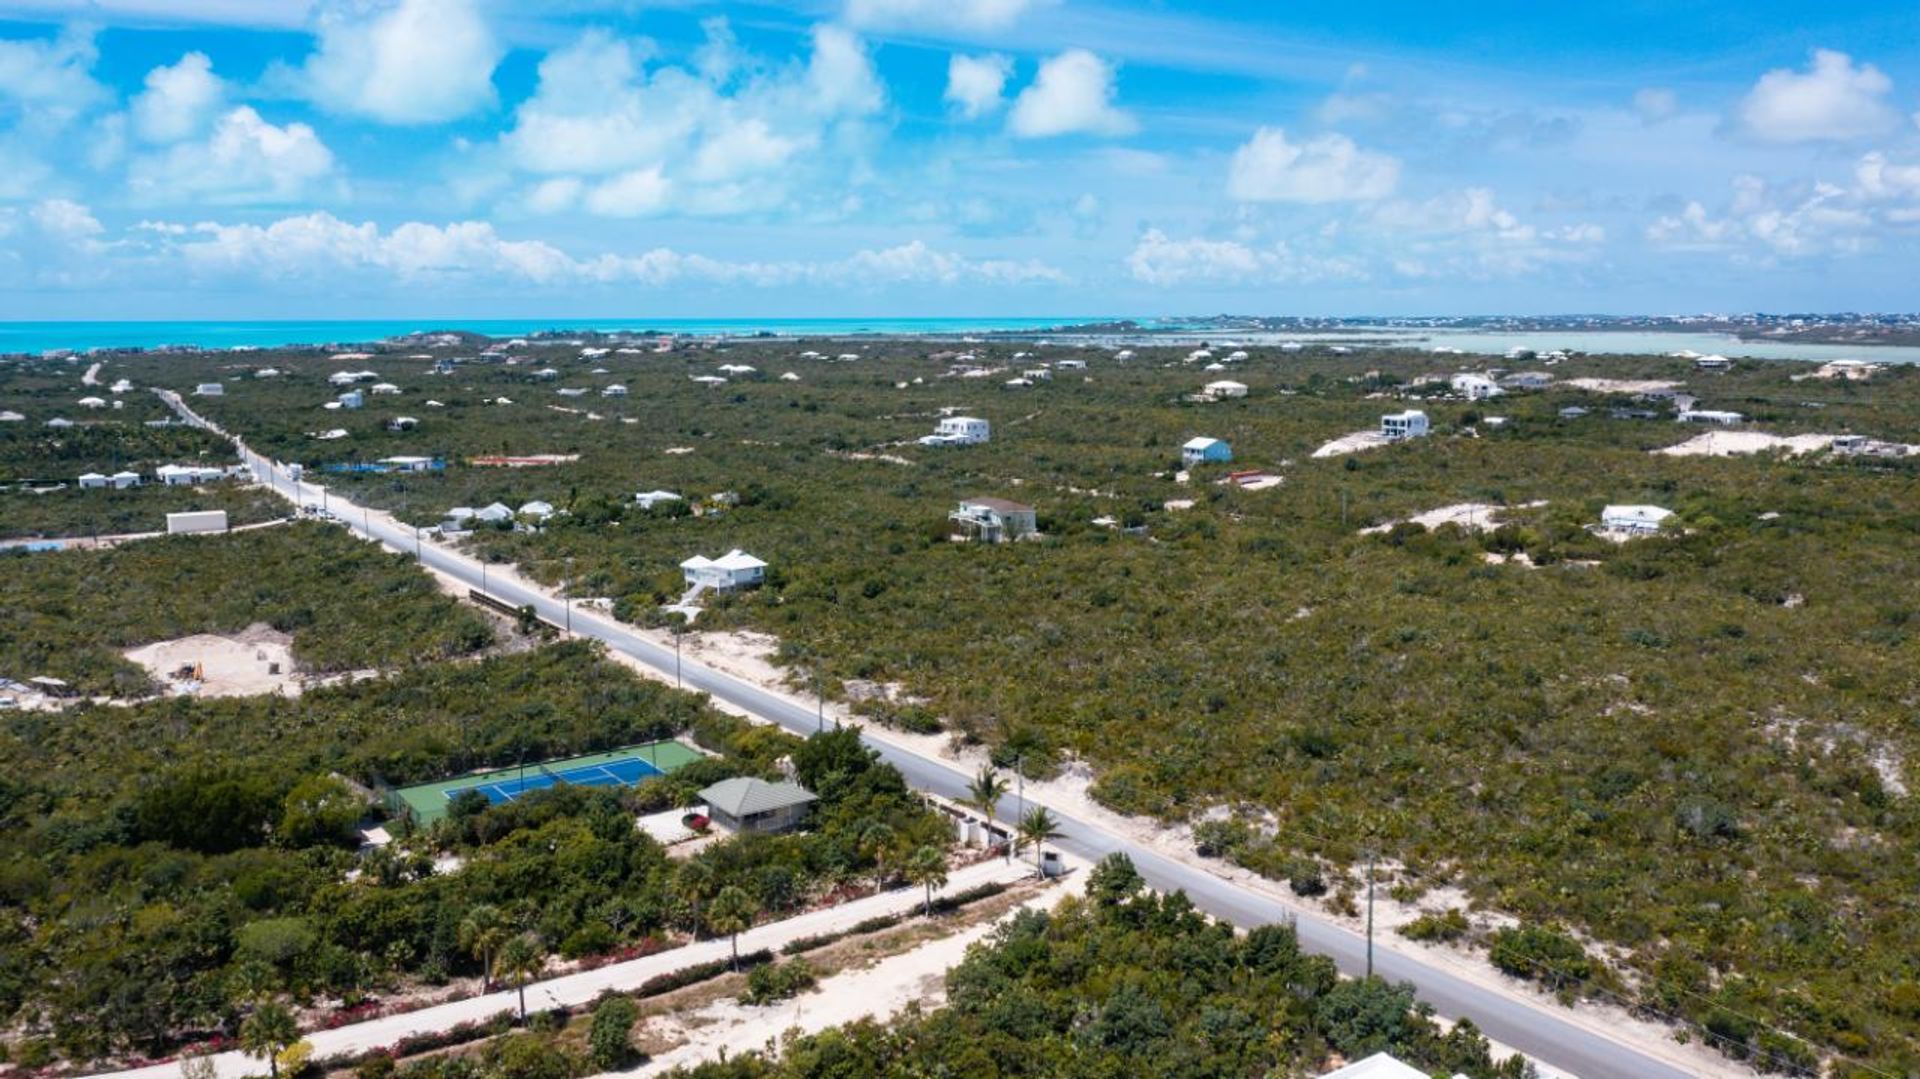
[
  {"left": 1227, "top": 128, "right": 1399, "bottom": 203},
  {"left": 1008, "top": 50, "right": 1134, "bottom": 139},
  {"left": 300, "top": 0, "right": 501, "bottom": 124},
  {"left": 946, "top": 53, "right": 1011, "bottom": 119},
  {"left": 1125, "top": 229, "right": 1366, "bottom": 286},
  {"left": 129, "top": 105, "right": 335, "bottom": 204},
  {"left": 131, "top": 52, "right": 224, "bottom": 143},
  {"left": 1733, "top": 49, "right": 1900, "bottom": 143}
]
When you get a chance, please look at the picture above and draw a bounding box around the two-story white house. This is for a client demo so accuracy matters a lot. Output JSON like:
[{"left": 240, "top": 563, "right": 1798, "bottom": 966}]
[
  {"left": 922, "top": 415, "right": 990, "bottom": 446},
  {"left": 1380, "top": 410, "right": 1430, "bottom": 441},
  {"left": 950, "top": 497, "right": 1038, "bottom": 543},
  {"left": 1450, "top": 374, "right": 1505, "bottom": 401}
]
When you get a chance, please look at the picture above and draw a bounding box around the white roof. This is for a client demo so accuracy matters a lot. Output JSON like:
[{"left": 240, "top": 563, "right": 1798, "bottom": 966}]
[
  {"left": 110, "top": 470, "right": 140, "bottom": 479},
  {"left": 1205, "top": 380, "right": 1247, "bottom": 390},
  {"left": 0, "top": 411, "right": 23, "bottom": 421},
  {"left": 519, "top": 501, "right": 554, "bottom": 516},
  {"left": 718, "top": 364, "right": 757, "bottom": 374},
  {"left": 78, "top": 471, "right": 107, "bottom": 481},
  {"left": 1184, "top": 436, "right": 1225, "bottom": 450},
  {"left": 77, "top": 396, "right": 106, "bottom": 406},
  {"left": 475, "top": 502, "right": 514, "bottom": 520},
  {"left": 1318, "top": 1054, "right": 1432, "bottom": 1079},
  {"left": 683, "top": 548, "right": 766, "bottom": 572},
  {"left": 1603, "top": 504, "right": 1673, "bottom": 523},
  {"left": 692, "top": 375, "right": 728, "bottom": 385}
]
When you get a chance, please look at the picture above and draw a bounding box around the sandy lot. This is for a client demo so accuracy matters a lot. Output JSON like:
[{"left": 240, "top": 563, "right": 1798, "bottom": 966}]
[
  {"left": 1655, "top": 431, "right": 1836, "bottom": 457},
  {"left": 1360, "top": 501, "right": 1544, "bottom": 535},
  {"left": 1562, "top": 377, "right": 1682, "bottom": 394},
  {"left": 125, "top": 623, "right": 300, "bottom": 697},
  {"left": 620, "top": 870, "right": 1078, "bottom": 1077},
  {"left": 1311, "top": 430, "right": 1390, "bottom": 457}
]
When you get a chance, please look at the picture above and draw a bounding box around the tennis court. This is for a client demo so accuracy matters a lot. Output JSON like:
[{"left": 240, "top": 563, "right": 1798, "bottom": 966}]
[{"left": 390, "top": 740, "right": 704, "bottom": 825}]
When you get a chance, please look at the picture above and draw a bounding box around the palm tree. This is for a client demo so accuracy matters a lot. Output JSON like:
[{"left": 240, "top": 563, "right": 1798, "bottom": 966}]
[
  {"left": 1016, "top": 807, "right": 1063, "bottom": 877},
  {"left": 963, "top": 765, "right": 1011, "bottom": 860},
  {"left": 457, "top": 904, "right": 510, "bottom": 990},
  {"left": 674, "top": 859, "right": 718, "bottom": 932},
  {"left": 497, "top": 932, "right": 545, "bottom": 1024},
  {"left": 857, "top": 820, "right": 896, "bottom": 889},
  {"left": 905, "top": 845, "right": 949, "bottom": 916},
  {"left": 707, "top": 885, "right": 758, "bottom": 969},
  {"left": 239, "top": 1003, "right": 298, "bottom": 1079}
]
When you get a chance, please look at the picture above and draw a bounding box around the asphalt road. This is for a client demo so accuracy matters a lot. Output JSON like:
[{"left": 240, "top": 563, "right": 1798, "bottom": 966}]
[{"left": 168, "top": 394, "right": 1696, "bottom": 1079}]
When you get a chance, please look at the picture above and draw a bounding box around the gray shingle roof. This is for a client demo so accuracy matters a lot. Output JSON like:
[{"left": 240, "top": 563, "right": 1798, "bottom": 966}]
[{"left": 699, "top": 777, "right": 817, "bottom": 818}]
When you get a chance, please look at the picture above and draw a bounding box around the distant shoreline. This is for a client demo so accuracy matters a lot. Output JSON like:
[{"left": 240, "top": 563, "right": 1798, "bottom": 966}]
[{"left": 5, "top": 315, "right": 1920, "bottom": 364}]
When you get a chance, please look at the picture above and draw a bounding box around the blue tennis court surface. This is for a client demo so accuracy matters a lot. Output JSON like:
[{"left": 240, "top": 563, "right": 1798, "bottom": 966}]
[{"left": 448, "top": 756, "right": 662, "bottom": 805}]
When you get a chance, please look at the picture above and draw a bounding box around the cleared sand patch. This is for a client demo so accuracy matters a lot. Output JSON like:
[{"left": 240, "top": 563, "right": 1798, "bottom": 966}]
[
  {"left": 1312, "top": 430, "right": 1389, "bottom": 457},
  {"left": 1655, "top": 432, "right": 1835, "bottom": 457},
  {"left": 1361, "top": 501, "right": 1544, "bottom": 535},
  {"left": 126, "top": 623, "right": 300, "bottom": 697},
  {"left": 1563, "top": 377, "right": 1681, "bottom": 394}
]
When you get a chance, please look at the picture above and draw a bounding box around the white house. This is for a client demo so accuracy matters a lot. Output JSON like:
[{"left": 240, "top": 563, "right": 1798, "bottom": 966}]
[
  {"left": 109, "top": 470, "right": 141, "bottom": 489},
  {"left": 691, "top": 375, "right": 728, "bottom": 386},
  {"left": 780, "top": 372, "right": 801, "bottom": 381},
  {"left": 718, "top": 364, "right": 757, "bottom": 375},
  {"left": 473, "top": 502, "right": 515, "bottom": 524},
  {"left": 44, "top": 418, "right": 74, "bottom": 428},
  {"left": 602, "top": 384, "right": 628, "bottom": 397},
  {"left": 1380, "top": 410, "right": 1430, "bottom": 440},
  {"left": 924, "top": 415, "right": 990, "bottom": 445},
  {"left": 155, "top": 464, "right": 226, "bottom": 486},
  {"left": 77, "top": 396, "right": 106, "bottom": 409},
  {"left": 518, "top": 500, "right": 555, "bottom": 520},
  {"left": 1695, "top": 354, "right": 1733, "bottom": 370},
  {"left": 1678, "top": 409, "right": 1744, "bottom": 425},
  {"left": 1056, "top": 358, "right": 1087, "bottom": 370},
  {"left": 386, "top": 416, "right": 419, "bottom": 432},
  {"left": 338, "top": 391, "right": 364, "bottom": 410},
  {"left": 635, "top": 489, "right": 683, "bottom": 510},
  {"left": 681, "top": 549, "right": 767, "bottom": 591},
  {"left": 1205, "top": 380, "right": 1249, "bottom": 399},
  {"left": 1601, "top": 504, "right": 1674, "bottom": 534},
  {"left": 1450, "top": 373, "right": 1505, "bottom": 401},
  {"left": 1182, "top": 436, "right": 1233, "bottom": 466},
  {"left": 77, "top": 472, "right": 108, "bottom": 489},
  {"left": 194, "top": 383, "right": 223, "bottom": 396},
  {"left": 369, "top": 382, "right": 401, "bottom": 396},
  {"left": 533, "top": 368, "right": 560, "bottom": 380},
  {"left": 950, "top": 497, "right": 1038, "bottom": 543},
  {"left": 0, "top": 411, "right": 23, "bottom": 422},
  {"left": 557, "top": 387, "right": 589, "bottom": 398},
  {"left": 379, "top": 455, "right": 435, "bottom": 472}
]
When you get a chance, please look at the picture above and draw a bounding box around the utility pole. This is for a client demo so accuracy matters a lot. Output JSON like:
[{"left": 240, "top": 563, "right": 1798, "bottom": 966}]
[
  {"left": 1365, "top": 847, "right": 1377, "bottom": 979},
  {"left": 564, "top": 557, "right": 574, "bottom": 637},
  {"left": 481, "top": 559, "right": 489, "bottom": 597},
  {"left": 674, "top": 620, "right": 683, "bottom": 688},
  {"left": 815, "top": 662, "right": 826, "bottom": 732},
  {"left": 1015, "top": 757, "right": 1025, "bottom": 827}
]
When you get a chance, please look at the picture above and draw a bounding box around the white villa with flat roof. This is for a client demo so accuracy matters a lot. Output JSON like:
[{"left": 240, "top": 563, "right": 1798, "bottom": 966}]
[
  {"left": 922, "top": 415, "right": 990, "bottom": 445},
  {"left": 1380, "top": 410, "right": 1430, "bottom": 440},
  {"left": 681, "top": 549, "right": 767, "bottom": 591}
]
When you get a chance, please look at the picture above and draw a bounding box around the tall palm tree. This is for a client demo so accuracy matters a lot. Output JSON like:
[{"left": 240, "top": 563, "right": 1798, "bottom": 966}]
[
  {"left": 497, "top": 932, "right": 545, "bottom": 1024},
  {"left": 905, "top": 845, "right": 949, "bottom": 916},
  {"left": 239, "top": 1003, "right": 298, "bottom": 1079},
  {"left": 1016, "top": 807, "right": 1063, "bottom": 878},
  {"left": 707, "top": 885, "right": 758, "bottom": 969},
  {"left": 457, "top": 904, "right": 510, "bottom": 990},
  {"left": 858, "top": 820, "right": 897, "bottom": 889},
  {"left": 674, "top": 859, "right": 718, "bottom": 933},
  {"left": 963, "top": 765, "right": 1011, "bottom": 860}
]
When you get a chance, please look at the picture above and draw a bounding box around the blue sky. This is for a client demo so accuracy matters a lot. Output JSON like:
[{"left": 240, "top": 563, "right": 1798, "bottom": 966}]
[{"left": 0, "top": 0, "right": 1916, "bottom": 319}]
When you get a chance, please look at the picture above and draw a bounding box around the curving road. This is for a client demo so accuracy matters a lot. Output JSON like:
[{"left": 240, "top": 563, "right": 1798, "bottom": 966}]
[{"left": 163, "top": 392, "right": 1698, "bottom": 1079}]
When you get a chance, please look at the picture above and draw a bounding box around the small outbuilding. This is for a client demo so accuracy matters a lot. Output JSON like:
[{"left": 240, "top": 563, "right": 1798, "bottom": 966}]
[
  {"left": 77, "top": 472, "right": 109, "bottom": 489},
  {"left": 698, "top": 777, "right": 817, "bottom": 835}
]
